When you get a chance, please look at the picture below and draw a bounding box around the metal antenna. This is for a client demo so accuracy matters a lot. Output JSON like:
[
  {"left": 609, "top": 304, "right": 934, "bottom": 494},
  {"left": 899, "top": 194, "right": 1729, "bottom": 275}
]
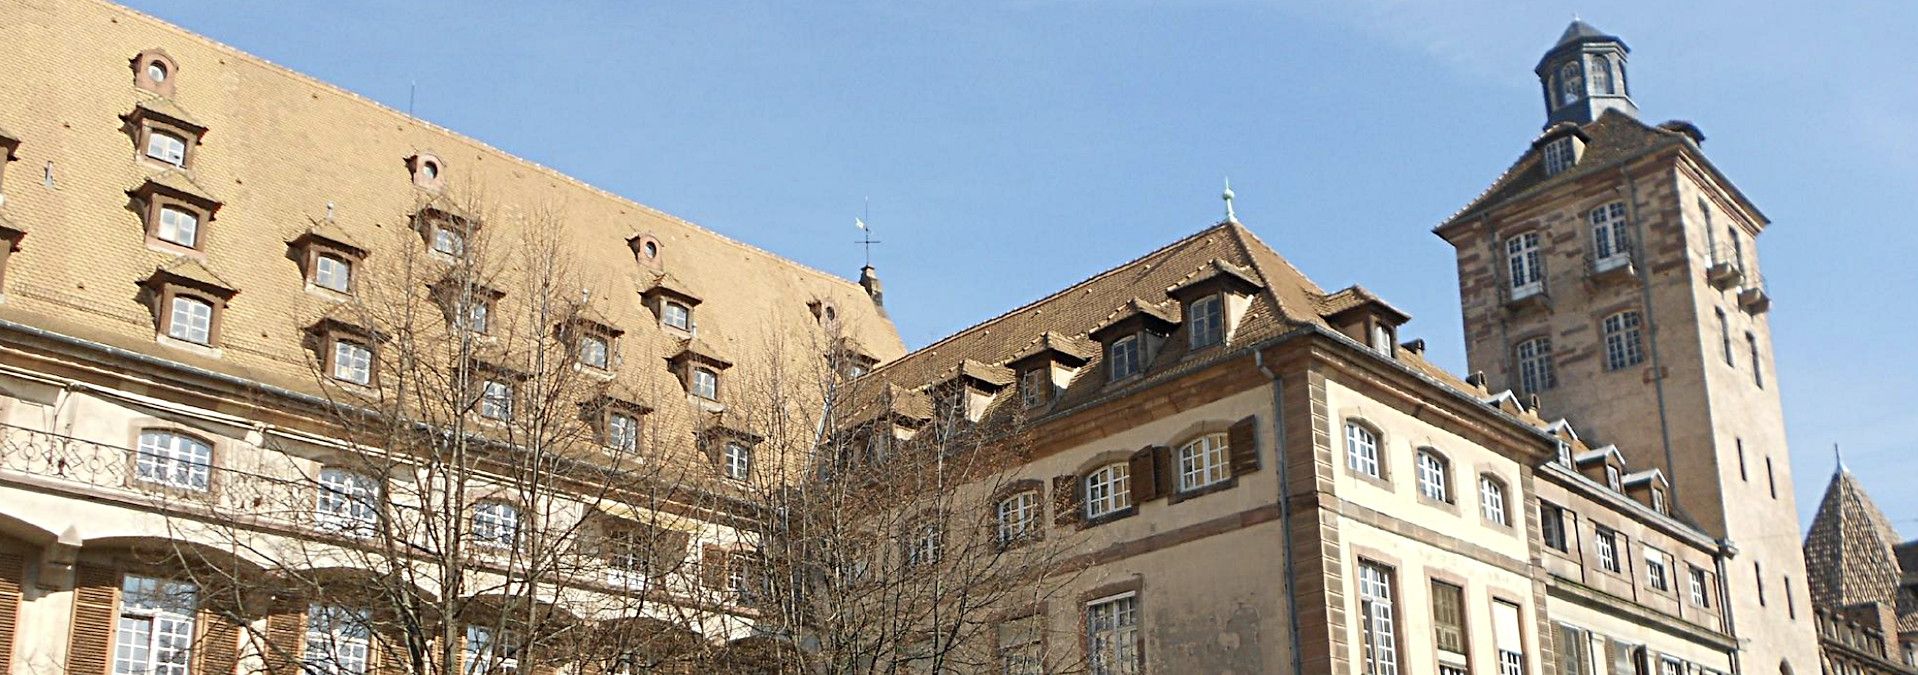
[
  {"left": 855, "top": 198, "right": 881, "bottom": 268},
  {"left": 408, "top": 81, "right": 417, "bottom": 118}
]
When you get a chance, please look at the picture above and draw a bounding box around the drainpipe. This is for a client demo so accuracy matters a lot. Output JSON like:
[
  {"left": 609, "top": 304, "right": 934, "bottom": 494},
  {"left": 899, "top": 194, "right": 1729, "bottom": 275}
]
[
  {"left": 1619, "top": 167, "right": 1682, "bottom": 506},
  {"left": 1255, "top": 348, "right": 1305, "bottom": 675},
  {"left": 1715, "top": 539, "right": 1743, "bottom": 674}
]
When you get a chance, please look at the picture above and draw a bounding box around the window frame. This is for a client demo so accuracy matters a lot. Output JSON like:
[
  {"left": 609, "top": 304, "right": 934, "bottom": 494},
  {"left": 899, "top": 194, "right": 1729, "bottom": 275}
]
[
  {"left": 330, "top": 338, "right": 375, "bottom": 386},
  {"left": 461, "top": 624, "right": 519, "bottom": 675},
  {"left": 315, "top": 467, "right": 379, "bottom": 537},
  {"left": 1085, "top": 592, "right": 1141, "bottom": 675},
  {"left": 1107, "top": 334, "right": 1142, "bottom": 381},
  {"left": 144, "top": 129, "right": 189, "bottom": 168},
  {"left": 478, "top": 378, "right": 514, "bottom": 421},
  {"left": 1479, "top": 474, "right": 1509, "bottom": 527},
  {"left": 1514, "top": 336, "right": 1556, "bottom": 394},
  {"left": 1595, "top": 527, "right": 1621, "bottom": 574},
  {"left": 691, "top": 367, "right": 720, "bottom": 400},
  {"left": 1344, "top": 421, "right": 1383, "bottom": 480},
  {"left": 471, "top": 500, "right": 520, "bottom": 550},
  {"left": 1601, "top": 310, "right": 1645, "bottom": 371},
  {"left": 578, "top": 333, "right": 611, "bottom": 370},
  {"left": 1505, "top": 231, "right": 1544, "bottom": 298},
  {"left": 1688, "top": 566, "right": 1711, "bottom": 608},
  {"left": 1414, "top": 449, "right": 1451, "bottom": 504},
  {"left": 303, "top": 603, "right": 373, "bottom": 675},
  {"left": 115, "top": 574, "right": 199, "bottom": 675},
  {"left": 1175, "top": 432, "right": 1230, "bottom": 493},
  {"left": 1084, "top": 462, "right": 1132, "bottom": 520},
  {"left": 1542, "top": 136, "right": 1576, "bottom": 175},
  {"left": 723, "top": 441, "right": 752, "bottom": 481},
  {"left": 997, "top": 490, "right": 1041, "bottom": 546},
  {"left": 606, "top": 410, "right": 641, "bottom": 453},
  {"left": 1187, "top": 294, "right": 1224, "bottom": 349},
  {"left": 134, "top": 429, "right": 214, "bottom": 492},
  {"left": 1540, "top": 502, "right": 1570, "bottom": 552},
  {"left": 1020, "top": 367, "right": 1048, "bottom": 409},
  {"left": 1589, "top": 201, "right": 1630, "bottom": 267},
  {"left": 661, "top": 300, "right": 692, "bottom": 331},
  {"left": 1644, "top": 546, "right": 1671, "bottom": 592},
  {"left": 314, "top": 253, "right": 354, "bottom": 294},
  {"left": 1357, "top": 559, "right": 1401, "bottom": 675},
  {"left": 165, "top": 293, "right": 215, "bottom": 345}
]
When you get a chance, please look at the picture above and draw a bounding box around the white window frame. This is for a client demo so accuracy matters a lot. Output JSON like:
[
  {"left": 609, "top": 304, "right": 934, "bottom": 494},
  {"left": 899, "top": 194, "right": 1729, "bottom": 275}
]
[
  {"left": 1357, "top": 560, "right": 1400, "bottom": 675},
  {"left": 115, "top": 575, "right": 198, "bottom": 675},
  {"left": 1602, "top": 311, "right": 1644, "bottom": 371},
  {"left": 1595, "top": 528, "right": 1620, "bottom": 573},
  {"left": 1589, "top": 202, "right": 1630, "bottom": 269},
  {"left": 1020, "top": 368, "right": 1047, "bottom": 409},
  {"left": 135, "top": 430, "right": 212, "bottom": 491},
  {"left": 905, "top": 522, "right": 942, "bottom": 567},
  {"left": 479, "top": 379, "right": 513, "bottom": 420},
  {"left": 1688, "top": 566, "right": 1710, "bottom": 607},
  {"left": 458, "top": 301, "right": 490, "bottom": 335},
  {"left": 462, "top": 624, "right": 519, "bottom": 675},
  {"left": 1644, "top": 546, "right": 1670, "bottom": 591},
  {"left": 432, "top": 226, "right": 465, "bottom": 256},
  {"left": 1108, "top": 335, "right": 1142, "bottom": 380},
  {"left": 332, "top": 339, "right": 373, "bottom": 385},
  {"left": 607, "top": 412, "right": 640, "bottom": 452},
  {"left": 723, "top": 442, "right": 752, "bottom": 481},
  {"left": 315, "top": 254, "right": 352, "bottom": 293},
  {"left": 1415, "top": 450, "right": 1449, "bottom": 503},
  {"left": 472, "top": 500, "right": 519, "bottom": 550},
  {"left": 1515, "top": 337, "right": 1555, "bottom": 393},
  {"left": 997, "top": 491, "right": 1039, "bottom": 545},
  {"left": 661, "top": 301, "right": 691, "bottom": 330},
  {"left": 1176, "top": 433, "right": 1230, "bottom": 492},
  {"left": 578, "top": 334, "right": 609, "bottom": 369},
  {"left": 691, "top": 367, "right": 719, "bottom": 400},
  {"left": 146, "top": 130, "right": 188, "bottom": 166},
  {"left": 315, "top": 467, "right": 378, "bottom": 536},
  {"left": 1345, "top": 422, "right": 1381, "bottom": 479},
  {"left": 1505, "top": 232, "right": 1543, "bottom": 299},
  {"left": 167, "top": 295, "right": 213, "bottom": 344},
  {"left": 1558, "top": 61, "right": 1584, "bottom": 105},
  {"left": 304, "top": 604, "right": 372, "bottom": 675},
  {"left": 156, "top": 206, "right": 199, "bottom": 248},
  {"left": 1480, "top": 475, "right": 1509, "bottom": 526},
  {"left": 1085, "top": 592, "right": 1140, "bottom": 675},
  {"left": 1542, "top": 136, "right": 1576, "bottom": 175},
  {"left": 1084, "top": 463, "right": 1131, "bottom": 519},
  {"left": 1187, "top": 294, "right": 1223, "bottom": 349}
]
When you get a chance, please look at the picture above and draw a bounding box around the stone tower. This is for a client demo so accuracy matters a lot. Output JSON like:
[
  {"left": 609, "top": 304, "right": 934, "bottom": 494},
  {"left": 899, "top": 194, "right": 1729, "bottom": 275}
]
[{"left": 1436, "top": 20, "right": 1821, "bottom": 673}]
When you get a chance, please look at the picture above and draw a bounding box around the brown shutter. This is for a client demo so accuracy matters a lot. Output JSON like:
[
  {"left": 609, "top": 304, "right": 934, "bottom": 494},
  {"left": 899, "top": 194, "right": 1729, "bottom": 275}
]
[
  {"left": 1052, "top": 475, "right": 1082, "bottom": 526},
  {"left": 1128, "top": 447, "right": 1160, "bottom": 503},
  {"left": 0, "top": 552, "right": 21, "bottom": 675},
  {"left": 67, "top": 564, "right": 119, "bottom": 675},
  {"left": 374, "top": 634, "right": 412, "bottom": 675},
  {"left": 196, "top": 605, "right": 241, "bottom": 675},
  {"left": 1153, "top": 445, "right": 1174, "bottom": 498},
  {"left": 701, "top": 546, "right": 731, "bottom": 589},
  {"left": 1227, "top": 415, "right": 1260, "bottom": 475},
  {"left": 263, "top": 601, "right": 306, "bottom": 673}
]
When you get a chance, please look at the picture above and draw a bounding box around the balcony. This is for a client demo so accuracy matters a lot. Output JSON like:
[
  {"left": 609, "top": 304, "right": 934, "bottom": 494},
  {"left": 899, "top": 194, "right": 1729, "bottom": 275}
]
[
  {"left": 1706, "top": 245, "right": 1745, "bottom": 289},
  {"left": 1738, "top": 275, "right": 1772, "bottom": 314},
  {"left": 1500, "top": 279, "right": 1550, "bottom": 313},
  {"left": 0, "top": 421, "right": 306, "bottom": 526},
  {"left": 1586, "top": 250, "right": 1638, "bottom": 285}
]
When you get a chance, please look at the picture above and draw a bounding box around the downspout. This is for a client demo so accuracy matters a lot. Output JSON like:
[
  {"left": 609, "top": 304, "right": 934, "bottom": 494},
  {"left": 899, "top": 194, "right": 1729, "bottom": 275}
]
[
  {"left": 1256, "top": 349, "right": 1305, "bottom": 675},
  {"left": 1619, "top": 167, "right": 1682, "bottom": 505},
  {"left": 1715, "top": 539, "right": 1743, "bottom": 674}
]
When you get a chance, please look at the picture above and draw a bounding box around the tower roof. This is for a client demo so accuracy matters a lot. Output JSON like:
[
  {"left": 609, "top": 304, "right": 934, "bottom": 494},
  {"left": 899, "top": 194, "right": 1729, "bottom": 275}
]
[
  {"left": 1555, "top": 19, "right": 1617, "bottom": 47},
  {"left": 1803, "top": 467, "right": 1905, "bottom": 610}
]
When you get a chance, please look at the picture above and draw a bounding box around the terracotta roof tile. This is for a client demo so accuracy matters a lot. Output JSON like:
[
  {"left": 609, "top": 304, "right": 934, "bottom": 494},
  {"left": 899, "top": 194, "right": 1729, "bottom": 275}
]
[
  {"left": 132, "top": 170, "right": 221, "bottom": 205},
  {"left": 155, "top": 256, "right": 236, "bottom": 291},
  {"left": 1804, "top": 469, "right": 1906, "bottom": 610},
  {"left": 1440, "top": 110, "right": 1685, "bottom": 231},
  {"left": 132, "top": 96, "right": 205, "bottom": 130}
]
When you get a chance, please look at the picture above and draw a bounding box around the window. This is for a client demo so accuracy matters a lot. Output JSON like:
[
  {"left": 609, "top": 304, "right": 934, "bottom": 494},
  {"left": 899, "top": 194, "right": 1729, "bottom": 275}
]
[
  {"left": 1595, "top": 527, "right": 1620, "bottom": 573},
  {"left": 1020, "top": 368, "right": 1048, "bottom": 408},
  {"left": 723, "top": 442, "right": 751, "bottom": 481},
  {"left": 1651, "top": 489, "right": 1667, "bottom": 514},
  {"left": 1728, "top": 228, "right": 1745, "bottom": 274},
  {"left": 1431, "top": 580, "right": 1468, "bottom": 667},
  {"left": 1755, "top": 560, "right": 1766, "bottom": 606},
  {"left": 997, "top": 491, "right": 1039, "bottom": 545},
  {"left": 166, "top": 295, "right": 213, "bottom": 344},
  {"left": 1602, "top": 311, "right": 1644, "bottom": 370},
  {"left": 1689, "top": 566, "right": 1711, "bottom": 607},
  {"left": 1555, "top": 624, "right": 1589, "bottom": 675},
  {"left": 145, "top": 131, "right": 187, "bottom": 167},
  {"left": 1369, "top": 322, "right": 1394, "bottom": 355},
  {"left": 1590, "top": 56, "right": 1614, "bottom": 94},
  {"left": 1784, "top": 575, "right": 1796, "bottom": 620},
  {"left": 432, "top": 226, "right": 465, "bottom": 256},
  {"left": 661, "top": 301, "right": 691, "bottom": 330},
  {"left": 607, "top": 412, "right": 640, "bottom": 452},
  {"left": 1543, "top": 136, "right": 1576, "bottom": 175},
  {"left": 1605, "top": 465, "right": 1622, "bottom": 491},
  {"left": 691, "top": 367, "right": 719, "bottom": 400},
  {"left": 998, "top": 614, "right": 1045, "bottom": 675},
  {"left": 1590, "top": 202, "right": 1630, "bottom": 267},
  {"left": 1715, "top": 308, "right": 1734, "bottom": 365},
  {"left": 458, "top": 300, "right": 491, "bottom": 335},
  {"left": 1506, "top": 232, "right": 1543, "bottom": 298},
  {"left": 1736, "top": 440, "right": 1749, "bottom": 481},
  {"left": 472, "top": 500, "right": 519, "bottom": 549},
  {"left": 1658, "top": 658, "right": 1683, "bottom": 675},
  {"left": 1176, "top": 433, "right": 1229, "bottom": 492},
  {"left": 1494, "top": 601, "right": 1526, "bottom": 675},
  {"left": 1357, "top": 560, "right": 1400, "bottom": 675},
  {"left": 115, "top": 575, "right": 198, "bottom": 675},
  {"left": 1345, "top": 422, "right": 1381, "bottom": 479},
  {"left": 1645, "top": 547, "right": 1671, "bottom": 591},
  {"left": 1188, "top": 294, "right": 1223, "bottom": 348},
  {"left": 155, "top": 206, "right": 199, "bottom": 249},
  {"left": 1558, "top": 61, "right": 1584, "bottom": 105},
  {"left": 1765, "top": 457, "right": 1778, "bottom": 499},
  {"left": 146, "top": 61, "right": 168, "bottom": 84},
  {"left": 1515, "top": 337, "right": 1555, "bottom": 393},
  {"left": 1415, "top": 450, "right": 1449, "bottom": 503},
  {"left": 1084, "top": 463, "right": 1131, "bottom": 519},
  {"left": 578, "top": 334, "right": 610, "bottom": 369},
  {"left": 479, "top": 379, "right": 513, "bottom": 420},
  {"left": 1540, "top": 502, "right": 1569, "bottom": 552},
  {"left": 462, "top": 625, "right": 519, "bottom": 675},
  {"left": 135, "top": 430, "right": 212, "bottom": 491},
  {"left": 315, "top": 254, "right": 352, "bottom": 293},
  {"left": 725, "top": 555, "right": 760, "bottom": 602},
  {"left": 1086, "top": 594, "right": 1139, "bottom": 675},
  {"left": 304, "top": 604, "right": 372, "bottom": 675},
  {"left": 316, "top": 468, "right": 378, "bottom": 535},
  {"left": 905, "top": 522, "right": 942, "bottom": 567},
  {"left": 1747, "top": 333, "right": 1763, "bottom": 388},
  {"left": 1480, "top": 475, "right": 1509, "bottom": 526},
  {"left": 332, "top": 339, "right": 373, "bottom": 385},
  {"left": 1108, "top": 335, "right": 1142, "bottom": 380}
]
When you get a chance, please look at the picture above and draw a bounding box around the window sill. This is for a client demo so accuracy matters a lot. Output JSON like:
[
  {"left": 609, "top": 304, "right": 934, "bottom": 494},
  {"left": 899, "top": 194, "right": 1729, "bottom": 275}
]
[
  {"left": 1082, "top": 506, "right": 1138, "bottom": 529},
  {"left": 1416, "top": 494, "right": 1461, "bottom": 515},
  {"left": 1167, "top": 477, "right": 1237, "bottom": 505},
  {"left": 156, "top": 334, "right": 222, "bottom": 358},
  {"left": 1348, "top": 471, "right": 1393, "bottom": 490}
]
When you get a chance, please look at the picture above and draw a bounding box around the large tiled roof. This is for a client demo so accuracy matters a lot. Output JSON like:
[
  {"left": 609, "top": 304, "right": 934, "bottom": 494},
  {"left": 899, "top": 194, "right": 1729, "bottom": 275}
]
[
  {"left": 1440, "top": 111, "right": 1684, "bottom": 231},
  {"left": 1804, "top": 468, "right": 1906, "bottom": 610}
]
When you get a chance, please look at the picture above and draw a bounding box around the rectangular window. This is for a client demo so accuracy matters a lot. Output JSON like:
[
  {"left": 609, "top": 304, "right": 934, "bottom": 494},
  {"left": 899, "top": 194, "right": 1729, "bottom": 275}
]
[
  {"left": 1555, "top": 624, "right": 1589, "bottom": 675},
  {"left": 1736, "top": 438, "right": 1748, "bottom": 481},
  {"left": 1540, "top": 502, "right": 1569, "bottom": 552},
  {"left": 1716, "top": 309, "right": 1734, "bottom": 365},
  {"left": 316, "top": 468, "right": 378, "bottom": 536},
  {"left": 1688, "top": 566, "right": 1710, "bottom": 607},
  {"left": 1176, "top": 433, "right": 1229, "bottom": 492},
  {"left": 997, "top": 491, "right": 1039, "bottom": 545},
  {"left": 1188, "top": 295, "right": 1223, "bottom": 348},
  {"left": 332, "top": 340, "right": 373, "bottom": 385},
  {"left": 691, "top": 368, "right": 718, "bottom": 399},
  {"left": 115, "top": 575, "right": 198, "bottom": 675},
  {"left": 433, "top": 226, "right": 466, "bottom": 256},
  {"left": 157, "top": 206, "right": 199, "bottom": 247},
  {"left": 1595, "top": 527, "right": 1620, "bottom": 573},
  {"left": 304, "top": 604, "right": 372, "bottom": 675},
  {"left": 480, "top": 379, "right": 513, "bottom": 420},
  {"left": 1358, "top": 560, "right": 1399, "bottom": 675},
  {"left": 662, "top": 301, "right": 691, "bottom": 330},
  {"left": 1108, "top": 335, "right": 1142, "bottom": 380},
  {"left": 1784, "top": 575, "right": 1796, "bottom": 620},
  {"left": 135, "top": 430, "right": 213, "bottom": 491},
  {"left": 998, "top": 614, "right": 1045, "bottom": 675},
  {"left": 1644, "top": 547, "right": 1670, "bottom": 592},
  {"left": 607, "top": 412, "right": 640, "bottom": 452},
  {"left": 1747, "top": 333, "right": 1763, "bottom": 388},
  {"left": 1506, "top": 232, "right": 1544, "bottom": 298},
  {"left": 1431, "top": 580, "right": 1468, "bottom": 661},
  {"left": 1765, "top": 456, "right": 1778, "bottom": 499},
  {"left": 1589, "top": 202, "right": 1630, "bottom": 268},
  {"left": 1480, "top": 476, "right": 1509, "bottom": 526},
  {"left": 472, "top": 501, "right": 519, "bottom": 550},
  {"left": 1755, "top": 560, "right": 1766, "bottom": 606},
  {"left": 459, "top": 301, "right": 490, "bottom": 334},
  {"left": 1515, "top": 337, "right": 1555, "bottom": 393},
  {"left": 1086, "top": 594, "right": 1140, "bottom": 675},
  {"left": 579, "top": 334, "right": 609, "bottom": 369},
  {"left": 1543, "top": 136, "right": 1576, "bottom": 175},
  {"left": 1602, "top": 311, "right": 1644, "bottom": 371},
  {"left": 1493, "top": 600, "right": 1526, "bottom": 675},
  {"left": 1658, "top": 658, "right": 1683, "bottom": 675},
  {"left": 167, "top": 295, "right": 214, "bottom": 344},
  {"left": 1085, "top": 463, "right": 1131, "bottom": 519},
  {"left": 1020, "top": 368, "right": 1047, "bottom": 408},
  {"left": 145, "top": 131, "right": 188, "bottom": 166},
  {"left": 462, "top": 624, "right": 519, "bottom": 675},
  {"left": 315, "top": 254, "right": 353, "bottom": 293},
  {"left": 724, "top": 442, "right": 752, "bottom": 481},
  {"left": 1345, "top": 422, "right": 1381, "bottom": 479}
]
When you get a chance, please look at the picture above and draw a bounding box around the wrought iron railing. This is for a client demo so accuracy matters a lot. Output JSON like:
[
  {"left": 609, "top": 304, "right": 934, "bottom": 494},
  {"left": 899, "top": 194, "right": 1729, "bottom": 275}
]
[{"left": 0, "top": 421, "right": 311, "bottom": 525}]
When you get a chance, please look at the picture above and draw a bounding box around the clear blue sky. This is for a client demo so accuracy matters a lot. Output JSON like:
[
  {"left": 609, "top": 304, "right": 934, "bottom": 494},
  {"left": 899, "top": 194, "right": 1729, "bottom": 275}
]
[{"left": 120, "top": 1, "right": 1917, "bottom": 536}]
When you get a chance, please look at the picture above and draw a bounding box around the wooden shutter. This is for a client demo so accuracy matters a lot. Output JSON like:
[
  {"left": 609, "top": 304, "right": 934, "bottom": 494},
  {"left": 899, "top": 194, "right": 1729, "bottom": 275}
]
[
  {"left": 196, "top": 604, "right": 242, "bottom": 675},
  {"left": 1227, "top": 415, "right": 1260, "bottom": 475},
  {"left": 66, "top": 563, "right": 119, "bottom": 675},
  {"left": 1052, "top": 475, "right": 1082, "bottom": 526},
  {"left": 374, "top": 634, "right": 412, "bottom": 675},
  {"left": 701, "top": 546, "right": 730, "bottom": 589},
  {"left": 1153, "top": 445, "right": 1175, "bottom": 498},
  {"left": 0, "top": 552, "right": 21, "bottom": 675},
  {"left": 263, "top": 602, "right": 306, "bottom": 673},
  {"left": 1128, "top": 448, "right": 1160, "bottom": 503}
]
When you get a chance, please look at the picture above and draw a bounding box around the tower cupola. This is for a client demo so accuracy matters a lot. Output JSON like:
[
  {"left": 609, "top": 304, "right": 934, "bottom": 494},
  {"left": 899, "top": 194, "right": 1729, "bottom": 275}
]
[{"left": 1535, "top": 20, "right": 1636, "bottom": 128}]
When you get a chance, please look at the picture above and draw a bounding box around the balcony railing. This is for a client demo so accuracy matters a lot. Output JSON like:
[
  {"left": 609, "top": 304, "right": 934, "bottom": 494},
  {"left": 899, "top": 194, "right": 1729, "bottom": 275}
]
[
  {"left": 1706, "top": 245, "right": 1746, "bottom": 289},
  {"left": 1585, "top": 248, "right": 1637, "bottom": 284},
  {"left": 1499, "top": 277, "right": 1549, "bottom": 312},
  {"left": 0, "top": 422, "right": 310, "bottom": 525},
  {"left": 1737, "top": 274, "right": 1771, "bottom": 314}
]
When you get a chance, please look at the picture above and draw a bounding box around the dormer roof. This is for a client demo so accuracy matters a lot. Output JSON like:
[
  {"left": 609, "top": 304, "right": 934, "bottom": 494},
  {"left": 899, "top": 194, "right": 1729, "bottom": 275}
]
[
  {"left": 669, "top": 337, "right": 732, "bottom": 370},
  {"left": 1008, "top": 331, "right": 1095, "bottom": 368},
  {"left": 1574, "top": 444, "right": 1626, "bottom": 467},
  {"left": 146, "top": 257, "right": 236, "bottom": 296},
  {"left": 943, "top": 359, "right": 1015, "bottom": 391},
  {"left": 1167, "top": 258, "right": 1264, "bottom": 299},
  {"left": 288, "top": 219, "right": 368, "bottom": 257},
  {"left": 641, "top": 271, "right": 702, "bottom": 306},
  {"left": 130, "top": 171, "right": 221, "bottom": 209},
  {"left": 1088, "top": 298, "right": 1179, "bottom": 341},
  {"left": 128, "top": 97, "right": 206, "bottom": 133}
]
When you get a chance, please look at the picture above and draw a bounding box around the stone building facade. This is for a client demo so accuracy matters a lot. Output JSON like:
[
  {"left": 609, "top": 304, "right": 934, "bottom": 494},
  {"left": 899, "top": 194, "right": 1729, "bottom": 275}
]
[{"left": 0, "top": 3, "right": 1843, "bottom": 675}]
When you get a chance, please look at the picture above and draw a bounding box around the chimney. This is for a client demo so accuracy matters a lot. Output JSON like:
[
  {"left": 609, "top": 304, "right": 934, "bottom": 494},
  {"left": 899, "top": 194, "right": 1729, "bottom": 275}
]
[{"left": 859, "top": 265, "right": 884, "bottom": 308}]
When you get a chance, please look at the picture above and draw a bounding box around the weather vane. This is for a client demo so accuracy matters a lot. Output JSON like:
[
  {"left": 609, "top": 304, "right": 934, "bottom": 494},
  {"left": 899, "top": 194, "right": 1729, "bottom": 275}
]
[
  {"left": 855, "top": 198, "right": 881, "bottom": 268},
  {"left": 1223, "top": 177, "right": 1240, "bottom": 224}
]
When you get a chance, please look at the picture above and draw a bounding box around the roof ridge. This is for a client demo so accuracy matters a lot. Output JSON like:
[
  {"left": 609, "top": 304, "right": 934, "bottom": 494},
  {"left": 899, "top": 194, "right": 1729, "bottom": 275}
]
[
  {"left": 90, "top": 0, "right": 872, "bottom": 294},
  {"left": 1220, "top": 220, "right": 1327, "bottom": 325}
]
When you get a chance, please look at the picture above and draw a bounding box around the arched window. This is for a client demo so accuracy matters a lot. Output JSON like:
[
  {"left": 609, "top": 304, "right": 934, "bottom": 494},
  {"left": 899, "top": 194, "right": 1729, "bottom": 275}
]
[
  {"left": 1415, "top": 449, "right": 1450, "bottom": 503},
  {"left": 1344, "top": 421, "right": 1381, "bottom": 479},
  {"left": 1590, "top": 56, "right": 1614, "bottom": 94},
  {"left": 1479, "top": 475, "right": 1509, "bottom": 526},
  {"left": 1177, "top": 433, "right": 1229, "bottom": 492},
  {"left": 316, "top": 468, "right": 378, "bottom": 535},
  {"left": 1602, "top": 311, "right": 1645, "bottom": 371},
  {"left": 997, "top": 491, "right": 1040, "bottom": 545},
  {"left": 1515, "top": 337, "right": 1555, "bottom": 394},
  {"left": 1084, "top": 463, "right": 1131, "bottom": 519},
  {"left": 1558, "top": 62, "right": 1585, "bottom": 104},
  {"left": 135, "top": 430, "right": 213, "bottom": 491}
]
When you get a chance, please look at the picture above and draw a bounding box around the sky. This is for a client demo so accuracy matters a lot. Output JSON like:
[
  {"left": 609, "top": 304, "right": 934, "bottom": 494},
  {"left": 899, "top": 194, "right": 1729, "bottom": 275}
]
[{"left": 117, "top": 0, "right": 1918, "bottom": 536}]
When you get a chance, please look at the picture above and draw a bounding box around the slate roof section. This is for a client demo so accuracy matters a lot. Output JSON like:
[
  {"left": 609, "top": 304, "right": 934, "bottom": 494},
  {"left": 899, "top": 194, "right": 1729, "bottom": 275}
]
[{"left": 1804, "top": 468, "right": 1906, "bottom": 610}]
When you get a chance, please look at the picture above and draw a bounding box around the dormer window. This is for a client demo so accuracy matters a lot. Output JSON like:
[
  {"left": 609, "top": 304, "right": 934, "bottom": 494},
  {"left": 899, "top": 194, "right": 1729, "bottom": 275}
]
[
  {"left": 459, "top": 299, "right": 490, "bottom": 334},
  {"left": 408, "top": 153, "right": 445, "bottom": 191},
  {"left": 168, "top": 295, "right": 213, "bottom": 343},
  {"left": 723, "top": 442, "right": 752, "bottom": 481},
  {"left": 146, "top": 131, "right": 187, "bottom": 167},
  {"left": 314, "top": 254, "right": 352, "bottom": 292},
  {"left": 662, "top": 301, "right": 691, "bottom": 331},
  {"left": 1020, "top": 367, "right": 1048, "bottom": 408},
  {"left": 479, "top": 378, "right": 514, "bottom": 420},
  {"left": 1108, "top": 335, "right": 1142, "bottom": 380},
  {"left": 146, "top": 61, "right": 168, "bottom": 84},
  {"left": 563, "top": 314, "right": 622, "bottom": 372},
  {"left": 142, "top": 261, "right": 236, "bottom": 349},
  {"left": 156, "top": 206, "right": 198, "bottom": 248},
  {"left": 430, "top": 280, "right": 504, "bottom": 337},
  {"left": 641, "top": 273, "right": 702, "bottom": 334},
  {"left": 131, "top": 49, "right": 179, "bottom": 96},
  {"left": 433, "top": 226, "right": 465, "bottom": 256},
  {"left": 579, "top": 334, "right": 609, "bottom": 369},
  {"left": 1605, "top": 465, "right": 1622, "bottom": 491},
  {"left": 1187, "top": 295, "right": 1223, "bottom": 349},
  {"left": 692, "top": 367, "right": 718, "bottom": 399},
  {"left": 125, "top": 100, "right": 207, "bottom": 170},
  {"left": 308, "top": 319, "right": 384, "bottom": 387},
  {"left": 413, "top": 206, "right": 473, "bottom": 258},
  {"left": 1543, "top": 136, "right": 1576, "bottom": 175},
  {"left": 289, "top": 226, "right": 367, "bottom": 297},
  {"left": 131, "top": 174, "right": 221, "bottom": 254},
  {"left": 1368, "top": 323, "right": 1394, "bottom": 356}
]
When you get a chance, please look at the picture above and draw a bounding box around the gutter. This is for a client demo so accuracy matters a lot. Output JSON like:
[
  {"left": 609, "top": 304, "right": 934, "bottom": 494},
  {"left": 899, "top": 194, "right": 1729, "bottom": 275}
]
[{"left": 1256, "top": 349, "right": 1305, "bottom": 675}]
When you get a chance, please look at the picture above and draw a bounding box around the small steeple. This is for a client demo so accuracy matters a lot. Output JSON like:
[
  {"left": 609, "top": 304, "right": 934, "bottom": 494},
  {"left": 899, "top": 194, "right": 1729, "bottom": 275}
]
[
  {"left": 1222, "top": 178, "right": 1239, "bottom": 224},
  {"left": 1535, "top": 19, "right": 1637, "bottom": 128},
  {"left": 859, "top": 265, "right": 884, "bottom": 309}
]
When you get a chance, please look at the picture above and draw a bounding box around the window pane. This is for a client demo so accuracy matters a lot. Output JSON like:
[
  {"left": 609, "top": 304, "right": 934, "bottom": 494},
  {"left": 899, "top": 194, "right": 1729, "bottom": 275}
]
[
  {"left": 135, "top": 431, "right": 212, "bottom": 491},
  {"left": 1177, "top": 433, "right": 1229, "bottom": 492},
  {"left": 167, "top": 296, "right": 213, "bottom": 344},
  {"left": 157, "top": 206, "right": 198, "bottom": 247},
  {"left": 315, "top": 255, "right": 352, "bottom": 292}
]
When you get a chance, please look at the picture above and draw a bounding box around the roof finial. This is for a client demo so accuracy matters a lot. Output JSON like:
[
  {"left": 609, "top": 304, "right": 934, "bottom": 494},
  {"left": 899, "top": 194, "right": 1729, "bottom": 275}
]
[
  {"left": 1834, "top": 442, "right": 1847, "bottom": 473},
  {"left": 1222, "top": 177, "right": 1239, "bottom": 224}
]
